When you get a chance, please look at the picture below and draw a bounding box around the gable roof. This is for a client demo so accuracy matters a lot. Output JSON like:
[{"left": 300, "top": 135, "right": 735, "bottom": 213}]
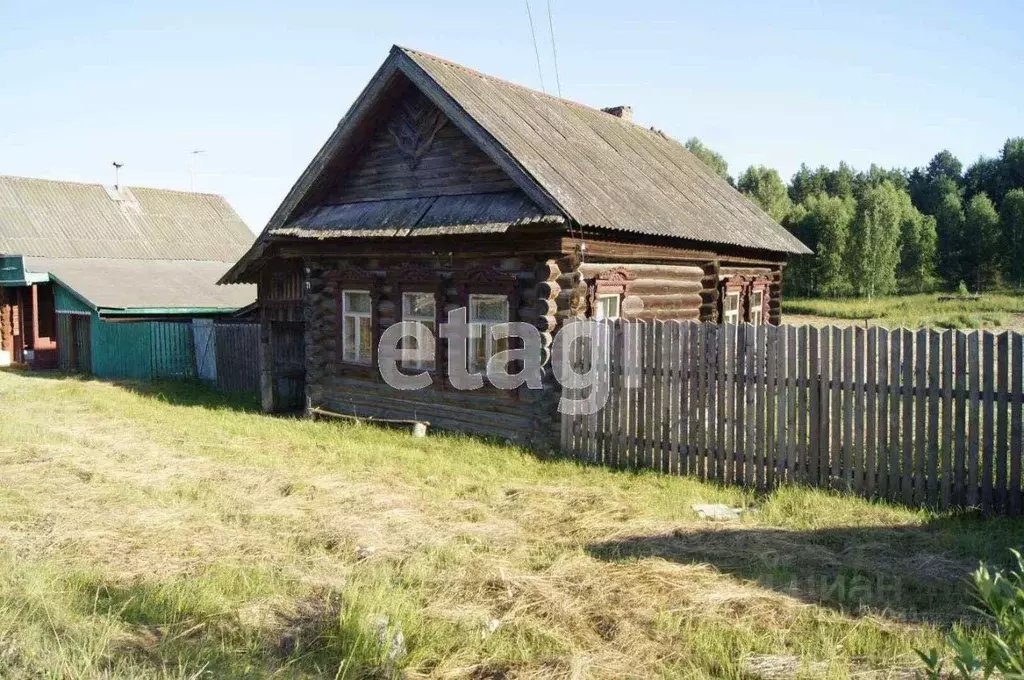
[
  {"left": 400, "top": 48, "right": 808, "bottom": 254},
  {"left": 0, "top": 175, "right": 255, "bottom": 262},
  {"left": 222, "top": 46, "right": 808, "bottom": 283}
]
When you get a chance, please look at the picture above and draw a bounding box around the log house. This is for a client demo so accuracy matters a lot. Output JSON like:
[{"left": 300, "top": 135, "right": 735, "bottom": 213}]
[{"left": 221, "top": 46, "right": 810, "bottom": 445}]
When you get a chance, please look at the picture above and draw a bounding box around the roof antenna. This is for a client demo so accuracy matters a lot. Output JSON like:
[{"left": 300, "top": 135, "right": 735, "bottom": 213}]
[
  {"left": 189, "top": 149, "right": 206, "bottom": 192},
  {"left": 112, "top": 161, "right": 123, "bottom": 190}
]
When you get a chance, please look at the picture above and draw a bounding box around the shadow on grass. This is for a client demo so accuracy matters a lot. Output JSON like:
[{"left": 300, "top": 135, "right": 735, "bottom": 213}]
[
  {"left": 84, "top": 579, "right": 370, "bottom": 678},
  {"left": 586, "top": 513, "right": 1024, "bottom": 622},
  {"left": 1, "top": 367, "right": 261, "bottom": 414}
]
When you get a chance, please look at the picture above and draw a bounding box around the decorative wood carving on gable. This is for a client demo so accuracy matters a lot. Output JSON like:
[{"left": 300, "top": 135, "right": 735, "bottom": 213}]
[{"left": 387, "top": 96, "right": 448, "bottom": 170}]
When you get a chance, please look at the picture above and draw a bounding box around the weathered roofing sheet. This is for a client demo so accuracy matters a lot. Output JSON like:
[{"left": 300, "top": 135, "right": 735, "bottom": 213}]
[
  {"left": 273, "top": 191, "right": 563, "bottom": 239},
  {"left": 25, "top": 257, "right": 255, "bottom": 310},
  {"left": 399, "top": 47, "right": 809, "bottom": 254},
  {"left": 0, "top": 176, "right": 255, "bottom": 261}
]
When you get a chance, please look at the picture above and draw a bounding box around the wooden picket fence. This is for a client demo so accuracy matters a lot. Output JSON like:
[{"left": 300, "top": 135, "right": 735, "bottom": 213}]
[{"left": 561, "top": 320, "right": 1024, "bottom": 515}]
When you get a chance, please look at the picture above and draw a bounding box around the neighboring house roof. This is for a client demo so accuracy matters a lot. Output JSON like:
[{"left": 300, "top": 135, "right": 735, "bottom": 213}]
[
  {"left": 24, "top": 258, "right": 255, "bottom": 312},
  {"left": 0, "top": 175, "right": 256, "bottom": 310},
  {"left": 223, "top": 45, "right": 808, "bottom": 284},
  {"left": 0, "top": 175, "right": 255, "bottom": 261}
]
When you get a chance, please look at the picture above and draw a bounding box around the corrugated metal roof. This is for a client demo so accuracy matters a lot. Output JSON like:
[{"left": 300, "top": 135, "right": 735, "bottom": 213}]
[
  {"left": 398, "top": 47, "right": 809, "bottom": 255},
  {"left": 222, "top": 46, "right": 810, "bottom": 285},
  {"left": 24, "top": 257, "right": 255, "bottom": 310},
  {"left": 0, "top": 176, "right": 256, "bottom": 261},
  {"left": 274, "top": 191, "right": 564, "bottom": 239}
]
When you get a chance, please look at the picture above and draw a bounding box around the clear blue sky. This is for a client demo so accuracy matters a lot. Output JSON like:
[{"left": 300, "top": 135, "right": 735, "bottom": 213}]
[{"left": 2, "top": 0, "right": 1021, "bottom": 233}]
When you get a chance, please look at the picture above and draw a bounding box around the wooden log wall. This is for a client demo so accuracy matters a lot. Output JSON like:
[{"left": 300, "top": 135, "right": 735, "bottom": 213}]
[
  {"left": 300, "top": 254, "right": 566, "bottom": 447},
  {"left": 577, "top": 261, "right": 709, "bottom": 322}
]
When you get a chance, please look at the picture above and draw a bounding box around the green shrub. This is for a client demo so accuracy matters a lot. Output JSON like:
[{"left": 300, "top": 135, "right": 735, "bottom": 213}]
[{"left": 917, "top": 549, "right": 1024, "bottom": 678}]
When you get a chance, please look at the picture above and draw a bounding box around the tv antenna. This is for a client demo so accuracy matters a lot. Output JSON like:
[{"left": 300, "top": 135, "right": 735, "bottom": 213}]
[
  {"left": 189, "top": 149, "right": 206, "bottom": 191},
  {"left": 112, "top": 161, "right": 124, "bottom": 189}
]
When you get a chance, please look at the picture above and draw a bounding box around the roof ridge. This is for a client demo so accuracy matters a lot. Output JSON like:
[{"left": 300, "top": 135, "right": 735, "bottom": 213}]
[
  {"left": 0, "top": 174, "right": 226, "bottom": 199},
  {"left": 394, "top": 45, "right": 652, "bottom": 131}
]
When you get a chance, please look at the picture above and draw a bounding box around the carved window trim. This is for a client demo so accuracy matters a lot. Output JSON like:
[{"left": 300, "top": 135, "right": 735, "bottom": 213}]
[
  {"left": 328, "top": 265, "right": 382, "bottom": 375},
  {"left": 453, "top": 267, "right": 520, "bottom": 314},
  {"left": 341, "top": 290, "right": 374, "bottom": 365},
  {"left": 390, "top": 265, "right": 444, "bottom": 380},
  {"left": 452, "top": 266, "right": 521, "bottom": 395},
  {"left": 719, "top": 277, "right": 747, "bottom": 324},
  {"left": 586, "top": 267, "right": 636, "bottom": 319},
  {"left": 719, "top": 275, "right": 771, "bottom": 324}
]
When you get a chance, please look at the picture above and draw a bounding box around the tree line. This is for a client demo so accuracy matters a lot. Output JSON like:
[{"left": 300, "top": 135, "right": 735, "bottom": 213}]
[{"left": 684, "top": 137, "right": 1024, "bottom": 298}]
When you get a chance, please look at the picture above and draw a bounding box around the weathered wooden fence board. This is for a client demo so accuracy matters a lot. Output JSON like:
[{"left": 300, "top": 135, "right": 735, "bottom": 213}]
[
  {"left": 213, "top": 323, "right": 260, "bottom": 395},
  {"left": 563, "top": 320, "right": 1024, "bottom": 515}
]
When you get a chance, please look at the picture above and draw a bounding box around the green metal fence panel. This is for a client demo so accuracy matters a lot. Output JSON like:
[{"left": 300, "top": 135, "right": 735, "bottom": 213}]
[
  {"left": 91, "top": 320, "right": 196, "bottom": 381},
  {"left": 92, "top": 319, "right": 153, "bottom": 380},
  {"left": 151, "top": 322, "right": 196, "bottom": 379}
]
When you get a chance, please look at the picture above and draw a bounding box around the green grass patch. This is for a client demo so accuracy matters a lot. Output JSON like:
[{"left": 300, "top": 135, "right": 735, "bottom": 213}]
[
  {"left": 786, "top": 292, "right": 1024, "bottom": 329},
  {"left": 0, "top": 371, "right": 1020, "bottom": 678}
]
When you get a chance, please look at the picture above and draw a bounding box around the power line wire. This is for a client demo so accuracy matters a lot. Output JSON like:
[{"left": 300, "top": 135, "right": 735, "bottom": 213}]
[
  {"left": 546, "top": 0, "right": 562, "bottom": 97},
  {"left": 523, "top": 0, "right": 546, "bottom": 93}
]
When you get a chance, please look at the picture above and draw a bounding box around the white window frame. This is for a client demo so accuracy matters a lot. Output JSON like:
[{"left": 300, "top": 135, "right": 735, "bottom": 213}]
[
  {"left": 594, "top": 293, "right": 621, "bottom": 320},
  {"left": 749, "top": 289, "right": 764, "bottom": 325},
  {"left": 723, "top": 291, "right": 741, "bottom": 324},
  {"left": 401, "top": 292, "right": 436, "bottom": 370},
  {"left": 342, "top": 289, "right": 373, "bottom": 365},
  {"left": 468, "top": 293, "right": 509, "bottom": 372}
]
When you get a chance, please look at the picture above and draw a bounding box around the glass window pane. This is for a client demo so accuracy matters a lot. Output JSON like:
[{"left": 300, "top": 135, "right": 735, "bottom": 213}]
[
  {"left": 470, "top": 334, "right": 487, "bottom": 371},
  {"left": 470, "top": 295, "right": 508, "bottom": 322},
  {"left": 358, "top": 318, "right": 373, "bottom": 362},
  {"left": 417, "top": 325, "right": 435, "bottom": 368},
  {"left": 344, "top": 291, "right": 371, "bottom": 314},
  {"left": 597, "top": 294, "right": 620, "bottom": 320},
  {"left": 344, "top": 316, "right": 357, "bottom": 360},
  {"left": 403, "top": 292, "right": 435, "bottom": 319}
]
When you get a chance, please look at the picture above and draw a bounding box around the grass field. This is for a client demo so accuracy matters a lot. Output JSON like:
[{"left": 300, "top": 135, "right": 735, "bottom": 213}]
[
  {"left": 786, "top": 292, "right": 1024, "bottom": 330},
  {"left": 0, "top": 371, "right": 1022, "bottom": 678}
]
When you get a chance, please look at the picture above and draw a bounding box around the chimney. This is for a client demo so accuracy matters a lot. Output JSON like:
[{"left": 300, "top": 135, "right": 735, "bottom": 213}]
[{"left": 601, "top": 105, "right": 632, "bottom": 122}]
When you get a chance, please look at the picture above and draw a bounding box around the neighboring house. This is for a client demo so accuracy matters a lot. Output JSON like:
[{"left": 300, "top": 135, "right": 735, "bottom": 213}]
[
  {"left": 0, "top": 176, "right": 256, "bottom": 372},
  {"left": 221, "top": 46, "right": 809, "bottom": 444}
]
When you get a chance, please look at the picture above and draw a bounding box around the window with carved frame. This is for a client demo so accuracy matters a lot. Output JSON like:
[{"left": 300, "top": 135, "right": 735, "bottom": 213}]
[
  {"left": 720, "top": 276, "right": 746, "bottom": 326},
  {"left": 342, "top": 290, "right": 373, "bottom": 364},
  {"left": 723, "top": 291, "right": 741, "bottom": 324},
  {"left": 749, "top": 288, "right": 764, "bottom": 325},
  {"left": 329, "top": 265, "right": 380, "bottom": 370},
  {"left": 455, "top": 267, "right": 518, "bottom": 377},
  {"left": 586, "top": 267, "right": 636, "bottom": 321},
  {"left": 392, "top": 266, "right": 442, "bottom": 373}
]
